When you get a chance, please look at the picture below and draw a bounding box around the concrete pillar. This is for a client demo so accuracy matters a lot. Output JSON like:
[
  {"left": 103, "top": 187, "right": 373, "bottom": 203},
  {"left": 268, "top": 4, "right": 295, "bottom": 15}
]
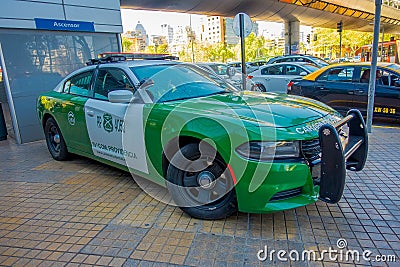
[{"left": 284, "top": 20, "right": 300, "bottom": 55}]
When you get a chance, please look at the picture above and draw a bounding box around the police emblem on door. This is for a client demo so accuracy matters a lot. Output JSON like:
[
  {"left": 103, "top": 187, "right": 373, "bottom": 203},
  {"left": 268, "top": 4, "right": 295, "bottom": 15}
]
[
  {"left": 68, "top": 111, "right": 75, "bottom": 126},
  {"left": 103, "top": 113, "right": 113, "bottom": 133}
]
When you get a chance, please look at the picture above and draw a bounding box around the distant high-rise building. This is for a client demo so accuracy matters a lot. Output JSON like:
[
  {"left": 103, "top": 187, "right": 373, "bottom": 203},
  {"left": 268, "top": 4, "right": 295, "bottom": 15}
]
[
  {"left": 122, "top": 21, "right": 148, "bottom": 51},
  {"left": 171, "top": 26, "right": 189, "bottom": 55},
  {"left": 201, "top": 16, "right": 259, "bottom": 45},
  {"left": 202, "top": 16, "right": 224, "bottom": 44},
  {"left": 161, "top": 24, "right": 174, "bottom": 44}
]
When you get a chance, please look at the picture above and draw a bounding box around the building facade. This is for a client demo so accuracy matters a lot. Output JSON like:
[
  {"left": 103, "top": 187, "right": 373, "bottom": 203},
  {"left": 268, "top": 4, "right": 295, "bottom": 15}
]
[
  {"left": 202, "top": 16, "right": 259, "bottom": 45},
  {"left": 0, "top": 0, "right": 122, "bottom": 143}
]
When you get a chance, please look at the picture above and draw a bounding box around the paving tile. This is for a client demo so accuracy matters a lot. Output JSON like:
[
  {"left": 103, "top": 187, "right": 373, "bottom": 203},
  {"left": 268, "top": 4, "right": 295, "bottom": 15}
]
[{"left": 0, "top": 126, "right": 400, "bottom": 266}]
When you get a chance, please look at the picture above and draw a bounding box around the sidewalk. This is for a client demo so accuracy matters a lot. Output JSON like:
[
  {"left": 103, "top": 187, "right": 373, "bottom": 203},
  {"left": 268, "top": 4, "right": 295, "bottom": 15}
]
[{"left": 0, "top": 125, "right": 399, "bottom": 266}]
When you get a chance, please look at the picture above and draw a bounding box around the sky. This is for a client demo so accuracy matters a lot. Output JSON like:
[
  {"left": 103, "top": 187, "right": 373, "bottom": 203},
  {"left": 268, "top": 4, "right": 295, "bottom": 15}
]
[{"left": 121, "top": 9, "right": 291, "bottom": 38}]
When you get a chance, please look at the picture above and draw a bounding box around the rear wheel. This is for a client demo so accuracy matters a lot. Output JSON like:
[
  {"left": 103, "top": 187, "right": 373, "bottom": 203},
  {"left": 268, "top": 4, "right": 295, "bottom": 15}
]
[
  {"left": 44, "top": 117, "right": 69, "bottom": 161},
  {"left": 166, "top": 143, "right": 237, "bottom": 220},
  {"left": 254, "top": 84, "right": 266, "bottom": 92}
]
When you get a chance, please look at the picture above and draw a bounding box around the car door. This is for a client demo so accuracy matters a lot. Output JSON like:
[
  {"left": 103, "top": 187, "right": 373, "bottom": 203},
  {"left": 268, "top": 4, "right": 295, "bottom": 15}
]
[
  {"left": 84, "top": 67, "right": 149, "bottom": 173},
  {"left": 261, "top": 65, "right": 285, "bottom": 92},
  {"left": 312, "top": 66, "right": 356, "bottom": 114},
  {"left": 52, "top": 70, "right": 93, "bottom": 154},
  {"left": 279, "top": 64, "right": 305, "bottom": 90},
  {"left": 375, "top": 70, "right": 400, "bottom": 117},
  {"left": 353, "top": 67, "right": 400, "bottom": 117}
]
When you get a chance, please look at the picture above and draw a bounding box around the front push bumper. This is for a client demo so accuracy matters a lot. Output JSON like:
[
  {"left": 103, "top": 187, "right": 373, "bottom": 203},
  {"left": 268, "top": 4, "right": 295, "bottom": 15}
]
[{"left": 313, "top": 109, "right": 368, "bottom": 204}]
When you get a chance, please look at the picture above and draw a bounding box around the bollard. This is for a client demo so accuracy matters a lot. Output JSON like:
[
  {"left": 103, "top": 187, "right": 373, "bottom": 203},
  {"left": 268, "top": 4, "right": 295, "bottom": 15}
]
[{"left": 0, "top": 103, "right": 7, "bottom": 141}]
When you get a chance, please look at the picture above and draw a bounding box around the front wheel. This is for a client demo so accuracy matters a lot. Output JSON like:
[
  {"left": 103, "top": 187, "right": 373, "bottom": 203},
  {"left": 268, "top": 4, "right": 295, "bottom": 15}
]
[
  {"left": 166, "top": 143, "right": 237, "bottom": 220},
  {"left": 44, "top": 117, "right": 69, "bottom": 161}
]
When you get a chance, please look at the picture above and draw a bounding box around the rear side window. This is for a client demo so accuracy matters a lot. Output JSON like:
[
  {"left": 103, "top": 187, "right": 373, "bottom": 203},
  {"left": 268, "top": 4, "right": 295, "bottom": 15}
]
[
  {"left": 317, "top": 67, "right": 354, "bottom": 82},
  {"left": 64, "top": 71, "right": 93, "bottom": 96}
]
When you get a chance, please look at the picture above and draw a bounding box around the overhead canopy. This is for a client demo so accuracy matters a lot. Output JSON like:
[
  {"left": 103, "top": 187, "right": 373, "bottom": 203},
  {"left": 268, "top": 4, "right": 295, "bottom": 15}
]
[{"left": 120, "top": 0, "right": 400, "bottom": 33}]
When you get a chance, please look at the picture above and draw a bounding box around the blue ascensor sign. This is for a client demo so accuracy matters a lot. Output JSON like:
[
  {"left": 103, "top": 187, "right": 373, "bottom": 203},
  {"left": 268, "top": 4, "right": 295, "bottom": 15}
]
[{"left": 35, "top": 18, "right": 95, "bottom": 32}]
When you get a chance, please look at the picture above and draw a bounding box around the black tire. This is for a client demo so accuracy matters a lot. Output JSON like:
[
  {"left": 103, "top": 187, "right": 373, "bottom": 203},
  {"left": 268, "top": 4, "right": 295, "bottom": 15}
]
[
  {"left": 44, "top": 117, "right": 69, "bottom": 161},
  {"left": 166, "top": 143, "right": 237, "bottom": 220},
  {"left": 257, "top": 84, "right": 266, "bottom": 92}
]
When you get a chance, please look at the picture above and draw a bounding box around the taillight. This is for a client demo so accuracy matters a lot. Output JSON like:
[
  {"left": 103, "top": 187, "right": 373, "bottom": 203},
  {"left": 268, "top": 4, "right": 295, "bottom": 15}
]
[
  {"left": 247, "top": 75, "right": 253, "bottom": 79},
  {"left": 287, "top": 81, "right": 294, "bottom": 92}
]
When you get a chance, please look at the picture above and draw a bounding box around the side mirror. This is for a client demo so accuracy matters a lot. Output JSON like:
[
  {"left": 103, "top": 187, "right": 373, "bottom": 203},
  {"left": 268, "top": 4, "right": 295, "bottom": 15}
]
[
  {"left": 108, "top": 90, "right": 133, "bottom": 103},
  {"left": 300, "top": 71, "right": 308, "bottom": 76},
  {"left": 226, "top": 66, "right": 236, "bottom": 77},
  {"left": 395, "top": 80, "right": 400, "bottom": 87}
]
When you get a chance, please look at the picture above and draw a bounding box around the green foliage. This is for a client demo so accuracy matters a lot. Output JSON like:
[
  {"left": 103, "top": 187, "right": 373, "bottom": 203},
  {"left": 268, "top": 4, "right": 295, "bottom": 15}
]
[
  {"left": 146, "top": 44, "right": 169, "bottom": 54},
  {"left": 122, "top": 37, "right": 133, "bottom": 52},
  {"left": 178, "top": 33, "right": 279, "bottom": 63},
  {"left": 179, "top": 42, "right": 236, "bottom": 63},
  {"left": 243, "top": 33, "right": 269, "bottom": 61},
  {"left": 312, "top": 27, "right": 374, "bottom": 58}
]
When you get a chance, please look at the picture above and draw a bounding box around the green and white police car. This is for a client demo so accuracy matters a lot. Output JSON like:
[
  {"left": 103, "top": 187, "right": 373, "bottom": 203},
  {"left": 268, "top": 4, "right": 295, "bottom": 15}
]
[{"left": 37, "top": 55, "right": 368, "bottom": 219}]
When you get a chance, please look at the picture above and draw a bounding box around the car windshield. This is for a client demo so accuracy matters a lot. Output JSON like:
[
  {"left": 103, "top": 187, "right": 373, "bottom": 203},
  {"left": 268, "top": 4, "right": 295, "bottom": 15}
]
[
  {"left": 130, "top": 64, "right": 238, "bottom": 103},
  {"left": 302, "top": 64, "right": 319, "bottom": 72},
  {"left": 388, "top": 64, "right": 400, "bottom": 72},
  {"left": 310, "top": 56, "right": 329, "bottom": 66}
]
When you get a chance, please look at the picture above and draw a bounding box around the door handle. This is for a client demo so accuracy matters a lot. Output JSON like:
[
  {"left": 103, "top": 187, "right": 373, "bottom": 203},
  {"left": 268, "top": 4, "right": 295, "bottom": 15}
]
[
  {"left": 348, "top": 91, "right": 354, "bottom": 95},
  {"left": 355, "top": 89, "right": 365, "bottom": 95},
  {"left": 87, "top": 110, "right": 95, "bottom": 117},
  {"left": 317, "top": 87, "right": 325, "bottom": 90}
]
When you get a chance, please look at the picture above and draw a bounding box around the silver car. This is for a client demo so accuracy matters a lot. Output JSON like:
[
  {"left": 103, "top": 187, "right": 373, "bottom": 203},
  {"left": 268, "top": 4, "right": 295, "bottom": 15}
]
[
  {"left": 197, "top": 62, "right": 256, "bottom": 91},
  {"left": 248, "top": 62, "right": 319, "bottom": 93}
]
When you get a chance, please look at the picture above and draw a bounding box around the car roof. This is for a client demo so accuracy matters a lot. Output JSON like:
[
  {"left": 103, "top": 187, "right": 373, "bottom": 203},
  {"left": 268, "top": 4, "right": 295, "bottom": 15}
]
[
  {"left": 257, "top": 62, "right": 315, "bottom": 69},
  {"left": 303, "top": 62, "right": 400, "bottom": 80},
  {"left": 63, "top": 60, "right": 181, "bottom": 81}
]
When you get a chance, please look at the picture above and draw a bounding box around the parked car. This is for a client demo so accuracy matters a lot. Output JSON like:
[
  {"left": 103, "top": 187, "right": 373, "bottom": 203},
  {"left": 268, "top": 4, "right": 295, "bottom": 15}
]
[
  {"left": 330, "top": 57, "right": 351, "bottom": 64},
  {"left": 248, "top": 62, "right": 319, "bottom": 92},
  {"left": 227, "top": 61, "right": 259, "bottom": 74},
  {"left": 267, "top": 55, "right": 329, "bottom": 68},
  {"left": 287, "top": 62, "right": 400, "bottom": 118},
  {"left": 37, "top": 54, "right": 367, "bottom": 220},
  {"left": 196, "top": 62, "right": 254, "bottom": 90},
  {"left": 247, "top": 60, "right": 268, "bottom": 68}
]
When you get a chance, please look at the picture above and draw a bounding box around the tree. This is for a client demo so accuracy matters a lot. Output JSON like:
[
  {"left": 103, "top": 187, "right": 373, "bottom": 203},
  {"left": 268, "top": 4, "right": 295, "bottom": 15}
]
[
  {"left": 122, "top": 37, "right": 133, "bottom": 52},
  {"left": 145, "top": 43, "right": 169, "bottom": 54},
  {"left": 312, "top": 27, "right": 374, "bottom": 58},
  {"left": 242, "top": 33, "right": 269, "bottom": 61}
]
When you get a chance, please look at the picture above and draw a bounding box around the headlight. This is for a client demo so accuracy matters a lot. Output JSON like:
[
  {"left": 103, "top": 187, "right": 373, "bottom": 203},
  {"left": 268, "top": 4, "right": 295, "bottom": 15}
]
[{"left": 236, "top": 141, "right": 300, "bottom": 161}]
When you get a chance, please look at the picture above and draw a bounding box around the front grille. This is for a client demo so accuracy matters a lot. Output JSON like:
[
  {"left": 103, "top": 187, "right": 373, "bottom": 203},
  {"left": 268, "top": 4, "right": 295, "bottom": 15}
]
[
  {"left": 270, "top": 187, "right": 302, "bottom": 201},
  {"left": 301, "top": 138, "right": 321, "bottom": 162}
]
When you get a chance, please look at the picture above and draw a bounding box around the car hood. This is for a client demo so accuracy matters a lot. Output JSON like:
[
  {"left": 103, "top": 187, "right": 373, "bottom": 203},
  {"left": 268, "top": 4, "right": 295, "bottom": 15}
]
[{"left": 164, "top": 91, "right": 341, "bottom": 129}]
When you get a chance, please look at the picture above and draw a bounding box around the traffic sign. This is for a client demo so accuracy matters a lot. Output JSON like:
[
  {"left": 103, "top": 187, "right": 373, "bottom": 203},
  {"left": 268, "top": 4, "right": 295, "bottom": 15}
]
[{"left": 233, "top": 13, "right": 253, "bottom": 37}]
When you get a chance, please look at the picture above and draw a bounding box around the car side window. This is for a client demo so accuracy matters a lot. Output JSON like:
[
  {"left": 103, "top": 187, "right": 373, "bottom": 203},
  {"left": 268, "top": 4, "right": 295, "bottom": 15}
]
[
  {"left": 65, "top": 71, "right": 93, "bottom": 96},
  {"left": 94, "top": 68, "right": 134, "bottom": 100},
  {"left": 389, "top": 72, "right": 400, "bottom": 87},
  {"left": 317, "top": 67, "right": 354, "bottom": 82},
  {"left": 262, "top": 65, "right": 284, "bottom": 75},
  {"left": 285, "top": 65, "right": 301, "bottom": 75}
]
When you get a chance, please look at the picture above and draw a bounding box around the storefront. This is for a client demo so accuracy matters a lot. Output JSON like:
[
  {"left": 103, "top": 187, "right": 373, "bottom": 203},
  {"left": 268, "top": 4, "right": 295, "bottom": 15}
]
[{"left": 0, "top": 0, "right": 122, "bottom": 143}]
